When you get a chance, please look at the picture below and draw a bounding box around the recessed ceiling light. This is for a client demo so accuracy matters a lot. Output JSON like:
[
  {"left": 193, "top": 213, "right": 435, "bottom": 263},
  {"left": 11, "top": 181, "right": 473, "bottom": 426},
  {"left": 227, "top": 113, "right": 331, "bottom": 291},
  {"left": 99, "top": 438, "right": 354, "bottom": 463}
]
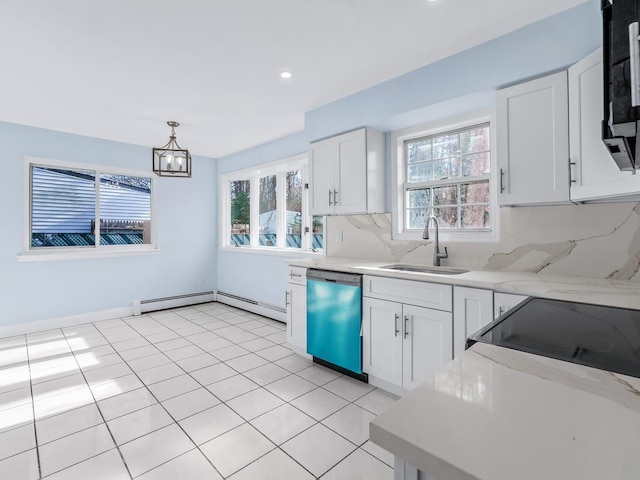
[{"left": 280, "top": 71, "right": 293, "bottom": 79}]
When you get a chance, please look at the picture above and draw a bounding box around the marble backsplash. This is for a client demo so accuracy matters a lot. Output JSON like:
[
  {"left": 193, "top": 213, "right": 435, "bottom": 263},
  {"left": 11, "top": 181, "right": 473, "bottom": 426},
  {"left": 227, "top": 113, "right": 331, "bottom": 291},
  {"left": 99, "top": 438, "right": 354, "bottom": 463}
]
[{"left": 325, "top": 202, "right": 640, "bottom": 282}]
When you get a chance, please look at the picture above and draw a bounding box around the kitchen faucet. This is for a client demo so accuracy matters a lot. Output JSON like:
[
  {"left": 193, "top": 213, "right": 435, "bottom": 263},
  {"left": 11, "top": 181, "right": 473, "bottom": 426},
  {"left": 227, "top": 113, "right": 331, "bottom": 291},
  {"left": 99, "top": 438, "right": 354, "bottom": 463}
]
[{"left": 422, "top": 215, "right": 448, "bottom": 267}]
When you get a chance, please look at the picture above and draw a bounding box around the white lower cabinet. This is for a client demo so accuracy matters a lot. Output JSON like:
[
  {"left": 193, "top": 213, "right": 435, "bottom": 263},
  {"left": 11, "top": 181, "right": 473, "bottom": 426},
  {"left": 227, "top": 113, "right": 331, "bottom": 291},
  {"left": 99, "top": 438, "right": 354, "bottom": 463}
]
[
  {"left": 362, "top": 276, "right": 453, "bottom": 394},
  {"left": 362, "top": 297, "right": 403, "bottom": 386},
  {"left": 453, "top": 286, "right": 494, "bottom": 358},
  {"left": 494, "top": 292, "right": 528, "bottom": 319},
  {"left": 402, "top": 303, "right": 452, "bottom": 390},
  {"left": 286, "top": 267, "right": 309, "bottom": 357}
]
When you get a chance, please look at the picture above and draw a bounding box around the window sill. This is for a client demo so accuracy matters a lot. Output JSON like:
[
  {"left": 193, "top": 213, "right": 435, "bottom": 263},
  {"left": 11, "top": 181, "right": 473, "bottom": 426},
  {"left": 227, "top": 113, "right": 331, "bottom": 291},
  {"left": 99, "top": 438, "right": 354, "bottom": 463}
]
[
  {"left": 219, "top": 246, "right": 324, "bottom": 258},
  {"left": 393, "top": 230, "right": 498, "bottom": 243},
  {"left": 17, "top": 247, "right": 161, "bottom": 262}
]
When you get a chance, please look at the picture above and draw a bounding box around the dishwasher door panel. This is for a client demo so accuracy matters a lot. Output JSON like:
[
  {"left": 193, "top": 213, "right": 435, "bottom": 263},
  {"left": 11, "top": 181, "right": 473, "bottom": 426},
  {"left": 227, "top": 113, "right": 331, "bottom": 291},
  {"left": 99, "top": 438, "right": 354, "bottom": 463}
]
[{"left": 307, "top": 279, "right": 363, "bottom": 374}]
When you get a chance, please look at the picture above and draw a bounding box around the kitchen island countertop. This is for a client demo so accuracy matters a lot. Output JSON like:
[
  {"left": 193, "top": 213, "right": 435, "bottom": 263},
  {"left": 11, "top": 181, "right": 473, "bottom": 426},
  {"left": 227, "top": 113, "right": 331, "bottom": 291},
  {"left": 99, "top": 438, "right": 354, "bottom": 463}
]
[{"left": 369, "top": 342, "right": 640, "bottom": 480}]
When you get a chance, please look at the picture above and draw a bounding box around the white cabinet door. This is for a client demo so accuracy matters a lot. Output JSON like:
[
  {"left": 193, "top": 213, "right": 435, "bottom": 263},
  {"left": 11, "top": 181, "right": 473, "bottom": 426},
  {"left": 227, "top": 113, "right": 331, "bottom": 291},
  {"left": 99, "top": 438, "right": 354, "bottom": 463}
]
[
  {"left": 309, "top": 140, "right": 336, "bottom": 215},
  {"left": 335, "top": 129, "right": 367, "bottom": 214},
  {"left": 286, "top": 283, "right": 307, "bottom": 354},
  {"left": 569, "top": 49, "right": 640, "bottom": 201},
  {"left": 493, "top": 292, "right": 528, "bottom": 319},
  {"left": 453, "top": 286, "right": 493, "bottom": 358},
  {"left": 402, "top": 304, "right": 453, "bottom": 391},
  {"left": 497, "top": 71, "right": 570, "bottom": 206},
  {"left": 309, "top": 128, "right": 385, "bottom": 216},
  {"left": 362, "top": 297, "right": 403, "bottom": 386}
]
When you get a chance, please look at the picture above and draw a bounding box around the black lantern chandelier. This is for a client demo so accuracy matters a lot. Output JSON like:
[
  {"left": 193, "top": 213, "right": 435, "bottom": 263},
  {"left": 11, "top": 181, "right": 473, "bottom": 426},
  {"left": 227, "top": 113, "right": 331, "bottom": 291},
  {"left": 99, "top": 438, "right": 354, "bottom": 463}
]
[{"left": 152, "top": 121, "right": 192, "bottom": 177}]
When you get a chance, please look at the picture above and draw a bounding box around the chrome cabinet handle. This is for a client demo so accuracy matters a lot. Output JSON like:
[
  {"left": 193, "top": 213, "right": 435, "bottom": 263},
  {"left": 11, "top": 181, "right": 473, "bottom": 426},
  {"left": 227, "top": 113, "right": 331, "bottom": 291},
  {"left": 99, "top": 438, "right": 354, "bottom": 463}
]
[
  {"left": 569, "top": 159, "right": 576, "bottom": 185},
  {"left": 394, "top": 313, "right": 399, "bottom": 337},
  {"left": 404, "top": 315, "right": 409, "bottom": 339},
  {"left": 498, "top": 306, "right": 505, "bottom": 316},
  {"left": 630, "top": 22, "right": 640, "bottom": 106},
  {"left": 289, "top": 272, "right": 302, "bottom": 279},
  {"left": 328, "top": 190, "right": 333, "bottom": 206},
  {"left": 285, "top": 291, "right": 290, "bottom": 307},
  {"left": 334, "top": 189, "right": 338, "bottom": 205},
  {"left": 499, "top": 168, "right": 505, "bottom": 193}
]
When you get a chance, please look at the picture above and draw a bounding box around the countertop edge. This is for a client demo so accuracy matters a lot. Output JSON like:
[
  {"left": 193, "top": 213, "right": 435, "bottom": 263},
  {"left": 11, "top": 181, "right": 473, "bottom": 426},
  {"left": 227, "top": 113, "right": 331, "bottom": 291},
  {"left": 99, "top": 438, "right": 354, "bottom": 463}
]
[
  {"left": 370, "top": 421, "right": 479, "bottom": 480},
  {"left": 287, "top": 257, "right": 640, "bottom": 309}
]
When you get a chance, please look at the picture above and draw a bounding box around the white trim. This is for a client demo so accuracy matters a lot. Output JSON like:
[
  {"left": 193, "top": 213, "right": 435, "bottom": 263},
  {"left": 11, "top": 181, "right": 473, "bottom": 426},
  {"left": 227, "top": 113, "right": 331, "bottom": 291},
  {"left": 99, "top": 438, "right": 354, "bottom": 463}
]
[
  {"left": 219, "top": 153, "right": 307, "bottom": 180},
  {"left": 23, "top": 156, "right": 157, "bottom": 254},
  {"left": 17, "top": 247, "right": 160, "bottom": 262},
  {"left": 0, "top": 307, "right": 133, "bottom": 338},
  {"left": 391, "top": 109, "right": 500, "bottom": 243},
  {"left": 219, "top": 152, "right": 323, "bottom": 253},
  {"left": 219, "top": 245, "right": 323, "bottom": 257},
  {"left": 25, "top": 156, "right": 151, "bottom": 178}
]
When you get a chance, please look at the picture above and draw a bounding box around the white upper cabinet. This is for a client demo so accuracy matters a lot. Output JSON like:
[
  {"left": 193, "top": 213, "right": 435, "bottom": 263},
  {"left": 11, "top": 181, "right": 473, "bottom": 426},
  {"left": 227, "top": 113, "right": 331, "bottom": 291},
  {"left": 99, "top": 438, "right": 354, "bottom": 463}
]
[
  {"left": 309, "top": 128, "right": 385, "bottom": 215},
  {"left": 569, "top": 49, "right": 640, "bottom": 202},
  {"left": 496, "top": 71, "right": 571, "bottom": 206}
]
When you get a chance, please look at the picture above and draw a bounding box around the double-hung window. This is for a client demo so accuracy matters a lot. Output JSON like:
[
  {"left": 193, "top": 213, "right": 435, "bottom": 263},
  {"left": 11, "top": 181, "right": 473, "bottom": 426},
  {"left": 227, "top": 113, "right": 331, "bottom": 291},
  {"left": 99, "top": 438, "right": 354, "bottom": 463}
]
[
  {"left": 393, "top": 114, "right": 497, "bottom": 241},
  {"left": 221, "top": 154, "right": 323, "bottom": 253},
  {"left": 24, "top": 157, "right": 155, "bottom": 255}
]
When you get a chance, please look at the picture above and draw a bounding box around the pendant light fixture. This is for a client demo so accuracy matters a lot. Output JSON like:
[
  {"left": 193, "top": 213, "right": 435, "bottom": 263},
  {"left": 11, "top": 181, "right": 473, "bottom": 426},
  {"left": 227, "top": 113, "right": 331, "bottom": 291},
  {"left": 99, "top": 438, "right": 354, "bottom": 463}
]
[{"left": 152, "top": 121, "right": 192, "bottom": 177}]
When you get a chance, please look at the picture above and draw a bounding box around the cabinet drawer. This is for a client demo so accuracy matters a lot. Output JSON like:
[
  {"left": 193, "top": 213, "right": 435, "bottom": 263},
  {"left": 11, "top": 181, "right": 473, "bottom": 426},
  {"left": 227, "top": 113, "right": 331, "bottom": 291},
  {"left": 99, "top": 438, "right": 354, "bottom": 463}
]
[
  {"left": 363, "top": 275, "right": 452, "bottom": 312},
  {"left": 287, "top": 266, "right": 307, "bottom": 286}
]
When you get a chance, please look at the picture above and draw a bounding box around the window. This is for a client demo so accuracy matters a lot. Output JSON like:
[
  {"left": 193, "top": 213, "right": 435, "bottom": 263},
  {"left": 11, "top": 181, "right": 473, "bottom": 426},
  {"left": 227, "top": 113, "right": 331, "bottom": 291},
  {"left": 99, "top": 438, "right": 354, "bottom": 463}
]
[
  {"left": 393, "top": 114, "right": 497, "bottom": 241},
  {"left": 221, "top": 154, "right": 323, "bottom": 253},
  {"left": 25, "top": 157, "right": 154, "bottom": 253}
]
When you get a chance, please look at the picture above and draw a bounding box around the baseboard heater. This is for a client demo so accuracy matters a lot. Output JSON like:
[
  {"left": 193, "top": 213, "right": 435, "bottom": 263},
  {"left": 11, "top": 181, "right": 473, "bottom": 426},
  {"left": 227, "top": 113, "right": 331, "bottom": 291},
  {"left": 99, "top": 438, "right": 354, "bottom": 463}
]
[
  {"left": 216, "top": 291, "right": 286, "bottom": 323},
  {"left": 133, "top": 291, "right": 216, "bottom": 315}
]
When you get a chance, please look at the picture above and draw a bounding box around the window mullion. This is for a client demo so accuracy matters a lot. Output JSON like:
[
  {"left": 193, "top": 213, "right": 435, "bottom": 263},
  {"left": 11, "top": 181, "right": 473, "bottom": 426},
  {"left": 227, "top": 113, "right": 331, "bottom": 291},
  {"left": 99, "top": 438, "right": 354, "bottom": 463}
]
[
  {"left": 250, "top": 177, "right": 259, "bottom": 248},
  {"left": 457, "top": 183, "right": 461, "bottom": 229},
  {"left": 94, "top": 171, "right": 100, "bottom": 248},
  {"left": 276, "top": 172, "right": 286, "bottom": 249}
]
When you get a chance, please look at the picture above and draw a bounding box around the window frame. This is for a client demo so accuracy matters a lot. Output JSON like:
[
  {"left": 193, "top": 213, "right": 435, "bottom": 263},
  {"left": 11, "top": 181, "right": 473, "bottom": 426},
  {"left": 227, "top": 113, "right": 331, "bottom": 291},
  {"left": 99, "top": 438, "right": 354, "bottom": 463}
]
[
  {"left": 219, "top": 153, "right": 323, "bottom": 256},
  {"left": 391, "top": 110, "right": 499, "bottom": 242},
  {"left": 20, "top": 156, "right": 157, "bottom": 261}
]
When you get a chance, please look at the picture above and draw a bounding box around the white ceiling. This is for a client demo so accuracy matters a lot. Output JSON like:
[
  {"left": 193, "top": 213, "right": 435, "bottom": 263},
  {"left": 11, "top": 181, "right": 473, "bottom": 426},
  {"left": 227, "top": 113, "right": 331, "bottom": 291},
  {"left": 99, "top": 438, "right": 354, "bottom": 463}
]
[{"left": 0, "top": 0, "right": 586, "bottom": 159}]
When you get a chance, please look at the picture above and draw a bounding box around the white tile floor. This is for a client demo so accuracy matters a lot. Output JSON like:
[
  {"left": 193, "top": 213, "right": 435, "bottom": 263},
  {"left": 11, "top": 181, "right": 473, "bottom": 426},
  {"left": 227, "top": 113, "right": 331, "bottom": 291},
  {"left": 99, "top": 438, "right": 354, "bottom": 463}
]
[{"left": 0, "top": 302, "right": 399, "bottom": 479}]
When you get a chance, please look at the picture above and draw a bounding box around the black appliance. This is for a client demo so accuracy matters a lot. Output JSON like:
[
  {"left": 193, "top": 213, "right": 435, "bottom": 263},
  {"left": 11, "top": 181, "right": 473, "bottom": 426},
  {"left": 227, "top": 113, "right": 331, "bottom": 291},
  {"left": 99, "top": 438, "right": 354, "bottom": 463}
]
[
  {"left": 466, "top": 297, "right": 640, "bottom": 378},
  {"left": 602, "top": 0, "right": 640, "bottom": 170}
]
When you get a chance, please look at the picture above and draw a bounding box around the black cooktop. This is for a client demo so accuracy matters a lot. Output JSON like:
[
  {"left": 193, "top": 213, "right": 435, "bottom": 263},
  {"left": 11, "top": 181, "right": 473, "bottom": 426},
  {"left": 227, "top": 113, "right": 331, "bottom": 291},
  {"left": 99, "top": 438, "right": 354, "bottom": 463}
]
[{"left": 466, "top": 297, "right": 640, "bottom": 378}]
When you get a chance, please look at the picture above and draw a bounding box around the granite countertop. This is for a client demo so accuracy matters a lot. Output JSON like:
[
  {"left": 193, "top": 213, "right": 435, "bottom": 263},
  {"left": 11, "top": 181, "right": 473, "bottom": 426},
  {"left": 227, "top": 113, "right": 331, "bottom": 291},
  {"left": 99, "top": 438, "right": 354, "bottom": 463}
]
[
  {"left": 288, "top": 256, "right": 640, "bottom": 309},
  {"left": 369, "top": 342, "right": 640, "bottom": 480}
]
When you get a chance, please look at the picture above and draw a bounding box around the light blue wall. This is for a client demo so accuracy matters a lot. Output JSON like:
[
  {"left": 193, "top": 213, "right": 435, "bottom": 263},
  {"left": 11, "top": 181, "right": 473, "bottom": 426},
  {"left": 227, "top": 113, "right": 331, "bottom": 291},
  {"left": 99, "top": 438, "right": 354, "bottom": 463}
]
[
  {"left": 0, "top": 121, "right": 217, "bottom": 326},
  {"left": 217, "top": 0, "right": 602, "bottom": 310},
  {"left": 304, "top": 0, "right": 601, "bottom": 141}
]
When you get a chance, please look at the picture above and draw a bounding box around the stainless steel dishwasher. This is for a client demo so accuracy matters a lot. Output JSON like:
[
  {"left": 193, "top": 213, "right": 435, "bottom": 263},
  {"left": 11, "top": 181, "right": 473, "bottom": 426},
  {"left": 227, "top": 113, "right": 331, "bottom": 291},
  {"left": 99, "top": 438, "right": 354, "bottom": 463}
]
[{"left": 306, "top": 269, "right": 364, "bottom": 376}]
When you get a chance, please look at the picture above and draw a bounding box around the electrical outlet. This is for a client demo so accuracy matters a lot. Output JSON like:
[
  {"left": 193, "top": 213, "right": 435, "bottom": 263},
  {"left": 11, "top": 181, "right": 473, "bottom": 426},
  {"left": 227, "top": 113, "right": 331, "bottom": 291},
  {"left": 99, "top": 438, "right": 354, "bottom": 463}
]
[
  {"left": 336, "top": 230, "right": 343, "bottom": 242},
  {"left": 198, "top": 276, "right": 206, "bottom": 287}
]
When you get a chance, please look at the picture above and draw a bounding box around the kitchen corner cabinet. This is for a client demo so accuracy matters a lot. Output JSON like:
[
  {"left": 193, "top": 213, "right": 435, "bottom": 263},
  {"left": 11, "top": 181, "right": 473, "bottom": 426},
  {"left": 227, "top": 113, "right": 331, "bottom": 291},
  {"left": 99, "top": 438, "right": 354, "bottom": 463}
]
[
  {"left": 493, "top": 292, "right": 528, "bottom": 319},
  {"left": 286, "top": 266, "right": 309, "bottom": 357},
  {"left": 453, "top": 286, "right": 493, "bottom": 358},
  {"left": 362, "top": 276, "right": 453, "bottom": 394},
  {"left": 496, "top": 71, "right": 571, "bottom": 206},
  {"left": 309, "top": 127, "right": 385, "bottom": 215},
  {"left": 569, "top": 49, "right": 640, "bottom": 202}
]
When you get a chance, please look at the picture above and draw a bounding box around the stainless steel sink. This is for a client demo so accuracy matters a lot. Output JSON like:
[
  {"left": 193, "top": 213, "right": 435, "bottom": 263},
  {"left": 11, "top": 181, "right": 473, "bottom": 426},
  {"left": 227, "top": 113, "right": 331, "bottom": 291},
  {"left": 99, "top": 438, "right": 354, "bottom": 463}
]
[{"left": 379, "top": 264, "right": 469, "bottom": 275}]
